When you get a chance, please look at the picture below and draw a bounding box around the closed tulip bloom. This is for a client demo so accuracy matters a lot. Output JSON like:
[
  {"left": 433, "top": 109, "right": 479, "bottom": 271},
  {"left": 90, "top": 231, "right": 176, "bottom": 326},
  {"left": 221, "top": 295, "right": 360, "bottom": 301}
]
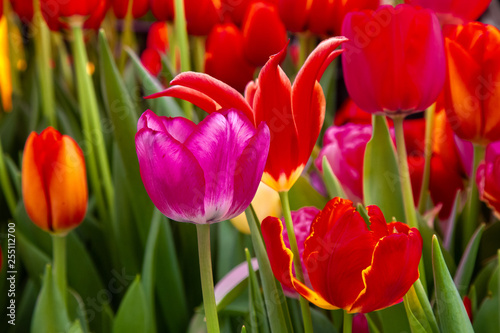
[
  {"left": 262, "top": 197, "right": 422, "bottom": 313},
  {"left": 40, "top": 0, "right": 109, "bottom": 29},
  {"left": 150, "top": 36, "right": 346, "bottom": 191},
  {"left": 277, "top": 0, "right": 311, "bottom": 32},
  {"left": 150, "top": 0, "right": 173, "bottom": 21},
  {"left": 10, "top": 0, "right": 33, "bottom": 22},
  {"left": 342, "top": 4, "right": 445, "bottom": 116},
  {"left": 477, "top": 142, "right": 500, "bottom": 219},
  {"left": 220, "top": 0, "right": 277, "bottom": 26},
  {"left": 205, "top": 23, "right": 256, "bottom": 93},
  {"left": 141, "top": 48, "right": 162, "bottom": 76},
  {"left": 242, "top": 1, "right": 287, "bottom": 66},
  {"left": 147, "top": 22, "right": 169, "bottom": 53},
  {"left": 22, "top": 127, "right": 88, "bottom": 235},
  {"left": 443, "top": 22, "right": 500, "bottom": 145},
  {"left": 112, "top": 0, "right": 149, "bottom": 19},
  {"left": 405, "top": 0, "right": 491, "bottom": 25},
  {"left": 135, "top": 109, "right": 270, "bottom": 224}
]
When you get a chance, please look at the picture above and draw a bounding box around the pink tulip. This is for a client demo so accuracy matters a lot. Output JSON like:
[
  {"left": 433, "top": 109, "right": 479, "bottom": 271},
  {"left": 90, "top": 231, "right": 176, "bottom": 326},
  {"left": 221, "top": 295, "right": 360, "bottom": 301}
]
[
  {"left": 477, "top": 141, "right": 500, "bottom": 219},
  {"left": 135, "top": 109, "right": 270, "bottom": 224},
  {"left": 405, "top": 0, "right": 491, "bottom": 25}
]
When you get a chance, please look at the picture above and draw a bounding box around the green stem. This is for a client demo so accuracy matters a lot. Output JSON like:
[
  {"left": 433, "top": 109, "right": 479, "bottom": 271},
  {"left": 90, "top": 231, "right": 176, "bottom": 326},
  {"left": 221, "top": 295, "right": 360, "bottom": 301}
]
[
  {"left": 191, "top": 36, "right": 205, "bottom": 73},
  {"left": 463, "top": 144, "right": 486, "bottom": 248},
  {"left": 418, "top": 104, "right": 435, "bottom": 214},
  {"left": 52, "top": 234, "right": 67, "bottom": 306},
  {"left": 0, "top": 139, "right": 16, "bottom": 215},
  {"left": 343, "top": 311, "right": 353, "bottom": 333},
  {"left": 279, "top": 191, "right": 314, "bottom": 333},
  {"left": 33, "top": 0, "right": 56, "bottom": 127},
  {"left": 393, "top": 116, "right": 427, "bottom": 291},
  {"left": 71, "top": 25, "right": 114, "bottom": 220},
  {"left": 118, "top": 0, "right": 135, "bottom": 73},
  {"left": 196, "top": 224, "right": 220, "bottom": 333}
]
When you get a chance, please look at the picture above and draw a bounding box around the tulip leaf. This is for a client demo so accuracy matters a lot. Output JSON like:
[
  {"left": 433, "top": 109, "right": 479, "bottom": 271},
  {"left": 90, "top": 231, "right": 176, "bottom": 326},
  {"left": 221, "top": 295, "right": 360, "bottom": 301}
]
[
  {"left": 68, "top": 289, "right": 90, "bottom": 333},
  {"left": 245, "top": 205, "right": 293, "bottom": 333},
  {"left": 113, "top": 276, "right": 149, "bottom": 333},
  {"left": 363, "top": 115, "right": 405, "bottom": 222},
  {"left": 246, "top": 248, "right": 270, "bottom": 333},
  {"left": 31, "top": 265, "right": 72, "bottom": 333},
  {"left": 432, "top": 235, "right": 474, "bottom": 332},
  {"left": 454, "top": 224, "right": 485, "bottom": 296},
  {"left": 473, "top": 254, "right": 500, "bottom": 333},
  {"left": 403, "top": 280, "right": 439, "bottom": 333},
  {"left": 126, "top": 47, "right": 183, "bottom": 117},
  {"left": 68, "top": 320, "right": 84, "bottom": 333},
  {"left": 311, "top": 308, "right": 337, "bottom": 333},
  {"left": 321, "top": 156, "right": 346, "bottom": 199},
  {"left": 288, "top": 176, "right": 327, "bottom": 210}
]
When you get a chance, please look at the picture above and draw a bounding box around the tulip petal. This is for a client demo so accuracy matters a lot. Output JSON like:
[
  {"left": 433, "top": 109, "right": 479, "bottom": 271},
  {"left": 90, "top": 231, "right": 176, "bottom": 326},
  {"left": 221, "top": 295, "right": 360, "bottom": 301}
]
[
  {"left": 147, "top": 86, "right": 222, "bottom": 115},
  {"left": 224, "top": 121, "right": 270, "bottom": 219},
  {"left": 137, "top": 110, "right": 197, "bottom": 144},
  {"left": 261, "top": 216, "right": 338, "bottom": 309},
  {"left": 136, "top": 129, "right": 206, "bottom": 223},
  {"left": 150, "top": 72, "right": 255, "bottom": 124},
  {"left": 350, "top": 224, "right": 422, "bottom": 313}
]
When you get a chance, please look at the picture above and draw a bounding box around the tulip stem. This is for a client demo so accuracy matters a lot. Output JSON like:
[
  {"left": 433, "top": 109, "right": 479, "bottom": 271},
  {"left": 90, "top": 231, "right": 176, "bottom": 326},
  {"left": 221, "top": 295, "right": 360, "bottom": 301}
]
[
  {"left": 343, "top": 311, "right": 353, "bottom": 333},
  {"left": 418, "top": 104, "right": 436, "bottom": 214},
  {"left": 118, "top": 0, "right": 136, "bottom": 73},
  {"left": 196, "top": 224, "right": 220, "bottom": 333},
  {"left": 463, "top": 144, "right": 486, "bottom": 249},
  {"left": 0, "top": 139, "right": 16, "bottom": 216},
  {"left": 279, "top": 191, "right": 314, "bottom": 333},
  {"left": 52, "top": 235, "right": 67, "bottom": 306},
  {"left": 393, "top": 116, "right": 427, "bottom": 291}
]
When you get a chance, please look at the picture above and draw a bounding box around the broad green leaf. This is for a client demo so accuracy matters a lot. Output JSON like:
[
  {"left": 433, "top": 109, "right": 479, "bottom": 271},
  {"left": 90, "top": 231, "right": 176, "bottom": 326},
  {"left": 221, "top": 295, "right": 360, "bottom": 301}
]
[
  {"left": 432, "top": 235, "right": 474, "bottom": 332},
  {"left": 113, "top": 276, "right": 149, "bottom": 333},
  {"left": 363, "top": 115, "right": 405, "bottom": 221},
  {"left": 68, "top": 320, "right": 84, "bottom": 333},
  {"left": 311, "top": 308, "right": 337, "bottom": 333},
  {"left": 245, "top": 205, "right": 293, "bottom": 333},
  {"left": 473, "top": 264, "right": 499, "bottom": 333},
  {"left": 377, "top": 303, "right": 410, "bottom": 333},
  {"left": 246, "top": 249, "right": 270, "bottom": 333},
  {"left": 126, "top": 47, "right": 183, "bottom": 117},
  {"left": 321, "top": 156, "right": 346, "bottom": 199},
  {"left": 288, "top": 176, "right": 327, "bottom": 210},
  {"left": 403, "top": 280, "right": 438, "bottom": 333},
  {"left": 68, "top": 289, "right": 90, "bottom": 333},
  {"left": 31, "top": 265, "right": 72, "bottom": 333},
  {"left": 454, "top": 224, "right": 485, "bottom": 296}
]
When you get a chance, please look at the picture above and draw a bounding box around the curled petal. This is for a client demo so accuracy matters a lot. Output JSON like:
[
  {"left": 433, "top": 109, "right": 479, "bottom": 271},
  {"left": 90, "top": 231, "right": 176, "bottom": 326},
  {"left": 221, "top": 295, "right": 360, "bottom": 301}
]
[{"left": 147, "top": 86, "right": 222, "bottom": 115}]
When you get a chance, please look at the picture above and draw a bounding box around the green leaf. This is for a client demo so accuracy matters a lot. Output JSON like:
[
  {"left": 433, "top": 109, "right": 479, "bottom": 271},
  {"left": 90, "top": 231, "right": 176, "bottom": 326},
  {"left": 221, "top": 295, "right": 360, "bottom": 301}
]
[
  {"left": 454, "top": 224, "right": 485, "bottom": 296},
  {"left": 68, "top": 289, "right": 90, "bottom": 333},
  {"left": 246, "top": 248, "right": 270, "bottom": 333},
  {"left": 363, "top": 115, "right": 405, "bottom": 221},
  {"left": 126, "top": 47, "right": 183, "bottom": 117},
  {"left": 113, "top": 276, "right": 149, "bottom": 333},
  {"left": 245, "top": 205, "right": 293, "bottom": 333},
  {"left": 321, "top": 156, "right": 346, "bottom": 199},
  {"left": 473, "top": 263, "right": 499, "bottom": 333},
  {"left": 68, "top": 320, "right": 84, "bottom": 333},
  {"left": 432, "top": 235, "right": 474, "bottom": 333},
  {"left": 31, "top": 265, "right": 71, "bottom": 333},
  {"left": 311, "top": 308, "right": 337, "bottom": 333},
  {"left": 288, "top": 176, "right": 327, "bottom": 210},
  {"left": 403, "top": 280, "right": 439, "bottom": 333}
]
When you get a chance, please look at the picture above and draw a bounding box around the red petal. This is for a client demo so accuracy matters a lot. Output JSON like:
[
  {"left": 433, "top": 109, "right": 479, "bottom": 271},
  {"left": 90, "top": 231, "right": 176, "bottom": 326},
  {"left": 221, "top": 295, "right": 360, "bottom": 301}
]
[
  {"left": 261, "top": 216, "right": 338, "bottom": 309},
  {"left": 147, "top": 86, "right": 221, "bottom": 114}
]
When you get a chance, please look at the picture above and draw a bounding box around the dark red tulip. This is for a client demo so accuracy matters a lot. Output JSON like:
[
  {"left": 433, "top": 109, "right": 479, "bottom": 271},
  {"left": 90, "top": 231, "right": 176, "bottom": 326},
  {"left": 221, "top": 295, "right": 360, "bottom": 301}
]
[
  {"left": 10, "top": 0, "right": 33, "bottom": 22},
  {"left": 141, "top": 48, "right": 162, "bottom": 76},
  {"left": 112, "top": 0, "right": 149, "bottom": 19},
  {"left": 405, "top": 0, "right": 491, "bottom": 25},
  {"left": 40, "top": 0, "right": 109, "bottom": 30},
  {"left": 147, "top": 22, "right": 169, "bottom": 52},
  {"left": 278, "top": 0, "right": 311, "bottom": 32},
  {"left": 241, "top": 1, "right": 287, "bottom": 66},
  {"left": 150, "top": 0, "right": 174, "bottom": 21}
]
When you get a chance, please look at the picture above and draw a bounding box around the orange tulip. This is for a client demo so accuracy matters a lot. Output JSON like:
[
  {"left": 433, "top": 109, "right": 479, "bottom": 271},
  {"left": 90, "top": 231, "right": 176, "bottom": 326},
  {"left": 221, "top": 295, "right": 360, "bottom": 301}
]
[
  {"left": 22, "top": 127, "right": 88, "bottom": 235},
  {"left": 443, "top": 22, "right": 500, "bottom": 145}
]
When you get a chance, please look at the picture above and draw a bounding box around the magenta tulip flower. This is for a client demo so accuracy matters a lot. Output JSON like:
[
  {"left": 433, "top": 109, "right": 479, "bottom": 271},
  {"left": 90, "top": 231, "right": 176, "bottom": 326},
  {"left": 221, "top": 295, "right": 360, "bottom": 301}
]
[
  {"left": 135, "top": 109, "right": 270, "bottom": 224},
  {"left": 477, "top": 142, "right": 500, "bottom": 219}
]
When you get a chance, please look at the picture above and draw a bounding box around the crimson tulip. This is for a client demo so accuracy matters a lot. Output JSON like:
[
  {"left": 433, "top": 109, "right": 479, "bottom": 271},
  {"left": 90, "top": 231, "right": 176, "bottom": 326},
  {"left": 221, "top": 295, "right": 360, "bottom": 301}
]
[
  {"left": 405, "top": 0, "right": 491, "bottom": 25},
  {"left": 147, "top": 22, "right": 169, "bottom": 52},
  {"left": 141, "top": 48, "right": 162, "bottom": 76},
  {"left": 443, "top": 22, "right": 500, "bottom": 145},
  {"left": 262, "top": 197, "right": 422, "bottom": 313},
  {"left": 40, "top": 0, "right": 109, "bottom": 30},
  {"left": 241, "top": 1, "right": 287, "bottom": 66},
  {"left": 112, "top": 0, "right": 149, "bottom": 19},
  {"left": 220, "top": 0, "right": 277, "bottom": 26},
  {"left": 277, "top": 0, "right": 311, "bottom": 32},
  {"left": 477, "top": 141, "right": 500, "bottom": 219},
  {"left": 10, "top": 0, "right": 33, "bottom": 22},
  {"left": 150, "top": 36, "right": 346, "bottom": 191},
  {"left": 22, "top": 127, "right": 88, "bottom": 235},
  {"left": 150, "top": 0, "right": 173, "bottom": 21},
  {"left": 204, "top": 23, "right": 256, "bottom": 93},
  {"left": 342, "top": 4, "right": 445, "bottom": 116},
  {"left": 135, "top": 109, "right": 270, "bottom": 224}
]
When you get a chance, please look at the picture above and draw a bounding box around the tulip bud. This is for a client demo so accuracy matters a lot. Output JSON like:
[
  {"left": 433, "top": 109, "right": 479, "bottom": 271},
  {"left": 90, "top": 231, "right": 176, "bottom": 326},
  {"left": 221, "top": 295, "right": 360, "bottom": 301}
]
[{"left": 22, "top": 127, "right": 88, "bottom": 235}]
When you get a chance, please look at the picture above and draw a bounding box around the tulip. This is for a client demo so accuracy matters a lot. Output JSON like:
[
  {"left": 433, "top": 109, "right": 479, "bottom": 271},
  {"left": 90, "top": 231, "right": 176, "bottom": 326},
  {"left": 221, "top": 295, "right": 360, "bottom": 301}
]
[
  {"left": 277, "top": 0, "right": 311, "bottom": 32},
  {"left": 476, "top": 141, "right": 500, "bottom": 219},
  {"left": 147, "top": 22, "right": 169, "bottom": 53},
  {"left": 10, "top": 0, "right": 33, "bottom": 22},
  {"left": 241, "top": 1, "right": 287, "bottom": 66},
  {"left": 262, "top": 197, "right": 423, "bottom": 313},
  {"left": 315, "top": 124, "right": 372, "bottom": 203},
  {"left": 112, "top": 0, "right": 149, "bottom": 19},
  {"left": 40, "top": 0, "right": 109, "bottom": 30},
  {"left": 404, "top": 0, "right": 491, "bottom": 25},
  {"left": 151, "top": 37, "right": 346, "bottom": 192},
  {"left": 0, "top": 15, "right": 12, "bottom": 112},
  {"left": 150, "top": 0, "right": 173, "bottom": 21},
  {"left": 141, "top": 48, "right": 162, "bottom": 76},
  {"left": 204, "top": 23, "right": 256, "bottom": 93},
  {"left": 135, "top": 109, "right": 270, "bottom": 224},
  {"left": 342, "top": 4, "right": 445, "bottom": 116},
  {"left": 308, "top": 0, "right": 379, "bottom": 36},
  {"left": 22, "top": 127, "right": 88, "bottom": 235},
  {"left": 443, "top": 22, "right": 500, "bottom": 145},
  {"left": 220, "top": 0, "right": 277, "bottom": 26},
  {"left": 334, "top": 99, "right": 372, "bottom": 126}
]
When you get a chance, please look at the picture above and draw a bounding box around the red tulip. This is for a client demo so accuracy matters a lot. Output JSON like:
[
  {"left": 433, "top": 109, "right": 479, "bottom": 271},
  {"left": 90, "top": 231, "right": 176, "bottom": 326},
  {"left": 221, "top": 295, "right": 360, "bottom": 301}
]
[
  {"left": 262, "top": 197, "right": 422, "bottom": 312},
  {"left": 204, "top": 23, "right": 256, "bottom": 93},
  {"left": 112, "top": 0, "right": 149, "bottom": 19},
  {"left": 443, "top": 22, "right": 500, "bottom": 145},
  {"left": 141, "top": 48, "right": 162, "bottom": 76},
  {"left": 22, "top": 127, "right": 88, "bottom": 235},
  {"left": 405, "top": 0, "right": 491, "bottom": 25},
  {"left": 308, "top": 0, "right": 379, "bottom": 36},
  {"left": 147, "top": 22, "right": 169, "bottom": 52},
  {"left": 40, "top": 0, "right": 109, "bottom": 30},
  {"left": 342, "top": 4, "right": 445, "bottom": 116},
  {"left": 10, "top": 0, "right": 33, "bottom": 22},
  {"left": 477, "top": 141, "right": 500, "bottom": 219},
  {"left": 241, "top": 1, "right": 287, "bottom": 66},
  {"left": 277, "top": 0, "right": 311, "bottom": 32},
  {"left": 150, "top": 0, "right": 174, "bottom": 21},
  {"left": 220, "top": 0, "right": 277, "bottom": 26},
  {"left": 151, "top": 37, "right": 346, "bottom": 191}
]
